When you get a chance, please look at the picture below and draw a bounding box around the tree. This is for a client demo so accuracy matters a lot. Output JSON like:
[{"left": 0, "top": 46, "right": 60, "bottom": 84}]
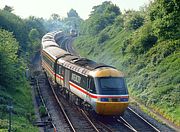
[
  {"left": 50, "top": 13, "right": 61, "bottom": 20},
  {"left": 29, "top": 28, "right": 40, "bottom": 41},
  {"left": 28, "top": 29, "right": 41, "bottom": 52},
  {"left": 0, "top": 29, "right": 20, "bottom": 89},
  {"left": 149, "top": 0, "right": 180, "bottom": 39},
  {"left": 64, "top": 9, "right": 83, "bottom": 33},
  {"left": 85, "top": 1, "right": 121, "bottom": 35},
  {"left": 67, "top": 9, "right": 79, "bottom": 18},
  {"left": 3, "top": 5, "right": 14, "bottom": 12},
  {"left": 124, "top": 11, "right": 144, "bottom": 30},
  {"left": 0, "top": 9, "right": 28, "bottom": 52},
  {"left": 25, "top": 16, "right": 46, "bottom": 38}
]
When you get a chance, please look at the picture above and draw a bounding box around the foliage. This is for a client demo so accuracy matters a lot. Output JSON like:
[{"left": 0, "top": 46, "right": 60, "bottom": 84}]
[
  {"left": 125, "top": 22, "right": 158, "bottom": 54},
  {"left": 39, "top": 105, "right": 47, "bottom": 117},
  {"left": 3, "top": 5, "right": 14, "bottom": 12},
  {"left": 0, "top": 7, "right": 43, "bottom": 130},
  {"left": 67, "top": 9, "right": 79, "bottom": 18},
  {"left": 74, "top": 0, "right": 180, "bottom": 125},
  {"left": 0, "top": 9, "right": 28, "bottom": 51},
  {"left": 28, "top": 29, "right": 41, "bottom": 53},
  {"left": 98, "top": 32, "right": 109, "bottom": 44},
  {"left": 50, "top": 13, "right": 61, "bottom": 21},
  {"left": 25, "top": 16, "right": 46, "bottom": 38},
  {"left": 28, "top": 29, "right": 40, "bottom": 41},
  {"left": 124, "top": 10, "right": 144, "bottom": 30},
  {"left": 43, "top": 9, "right": 83, "bottom": 33},
  {"left": 81, "top": 1, "right": 120, "bottom": 35},
  {"left": 149, "top": 0, "right": 180, "bottom": 40},
  {"left": 0, "top": 29, "right": 20, "bottom": 89},
  {"left": 0, "top": 29, "right": 37, "bottom": 130}
]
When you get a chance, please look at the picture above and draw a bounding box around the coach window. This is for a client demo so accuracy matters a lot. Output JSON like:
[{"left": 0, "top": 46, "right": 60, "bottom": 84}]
[
  {"left": 89, "top": 77, "right": 96, "bottom": 94},
  {"left": 61, "top": 67, "right": 65, "bottom": 75},
  {"left": 71, "top": 73, "right": 81, "bottom": 84},
  {"left": 58, "top": 65, "right": 62, "bottom": 74},
  {"left": 51, "top": 62, "right": 54, "bottom": 69}
]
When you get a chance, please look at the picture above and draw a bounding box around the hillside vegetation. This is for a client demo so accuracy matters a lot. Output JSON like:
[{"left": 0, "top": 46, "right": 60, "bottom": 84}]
[
  {"left": 74, "top": 0, "right": 180, "bottom": 126},
  {"left": 0, "top": 8, "right": 45, "bottom": 131},
  {"left": 0, "top": 6, "right": 82, "bottom": 131}
]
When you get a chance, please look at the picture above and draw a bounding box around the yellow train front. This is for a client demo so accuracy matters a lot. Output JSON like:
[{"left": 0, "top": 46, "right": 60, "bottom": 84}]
[{"left": 88, "top": 68, "right": 129, "bottom": 115}]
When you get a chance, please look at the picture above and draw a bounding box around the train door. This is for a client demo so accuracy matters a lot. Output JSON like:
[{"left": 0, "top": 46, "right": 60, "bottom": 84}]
[
  {"left": 86, "top": 77, "right": 93, "bottom": 103},
  {"left": 64, "top": 68, "right": 70, "bottom": 89},
  {"left": 61, "top": 66, "right": 65, "bottom": 87}
]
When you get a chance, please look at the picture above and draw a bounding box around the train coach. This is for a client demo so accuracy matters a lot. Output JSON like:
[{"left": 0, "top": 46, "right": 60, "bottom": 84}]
[{"left": 41, "top": 31, "right": 129, "bottom": 116}]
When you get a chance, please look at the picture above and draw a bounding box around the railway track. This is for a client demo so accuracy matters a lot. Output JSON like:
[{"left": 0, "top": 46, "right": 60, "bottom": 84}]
[
  {"left": 34, "top": 77, "right": 56, "bottom": 131},
  {"left": 36, "top": 73, "right": 71, "bottom": 131},
  {"left": 122, "top": 107, "right": 160, "bottom": 132},
  {"left": 57, "top": 35, "right": 79, "bottom": 56}
]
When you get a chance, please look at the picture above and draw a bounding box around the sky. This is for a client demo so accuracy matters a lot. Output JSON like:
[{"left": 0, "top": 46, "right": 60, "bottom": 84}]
[{"left": 0, "top": 0, "right": 150, "bottom": 20}]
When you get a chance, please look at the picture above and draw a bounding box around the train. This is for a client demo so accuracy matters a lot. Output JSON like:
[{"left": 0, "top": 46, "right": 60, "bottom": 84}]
[
  {"left": 41, "top": 31, "right": 129, "bottom": 116},
  {"left": 70, "top": 29, "right": 77, "bottom": 37}
]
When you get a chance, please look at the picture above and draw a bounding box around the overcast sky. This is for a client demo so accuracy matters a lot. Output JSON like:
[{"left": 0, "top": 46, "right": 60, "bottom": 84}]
[{"left": 0, "top": 0, "right": 150, "bottom": 19}]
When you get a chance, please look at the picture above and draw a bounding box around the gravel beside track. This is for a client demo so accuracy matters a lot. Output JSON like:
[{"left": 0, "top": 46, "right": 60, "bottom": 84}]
[
  {"left": 122, "top": 107, "right": 159, "bottom": 132},
  {"left": 127, "top": 106, "right": 175, "bottom": 132},
  {"left": 37, "top": 73, "right": 71, "bottom": 132}
]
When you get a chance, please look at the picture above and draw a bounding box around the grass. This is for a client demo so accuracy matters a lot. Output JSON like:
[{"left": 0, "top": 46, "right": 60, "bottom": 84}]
[{"left": 0, "top": 79, "right": 38, "bottom": 131}]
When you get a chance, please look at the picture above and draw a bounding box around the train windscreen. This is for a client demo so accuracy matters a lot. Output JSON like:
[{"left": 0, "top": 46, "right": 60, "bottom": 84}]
[{"left": 95, "top": 77, "right": 128, "bottom": 95}]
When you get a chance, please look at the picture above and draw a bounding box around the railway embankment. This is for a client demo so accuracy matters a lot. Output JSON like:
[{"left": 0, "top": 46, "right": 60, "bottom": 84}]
[{"left": 73, "top": 1, "right": 180, "bottom": 128}]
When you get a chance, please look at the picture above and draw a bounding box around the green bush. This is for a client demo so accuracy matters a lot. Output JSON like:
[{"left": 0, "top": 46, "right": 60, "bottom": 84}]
[
  {"left": 98, "top": 32, "right": 109, "bottom": 44},
  {"left": 39, "top": 105, "right": 47, "bottom": 117}
]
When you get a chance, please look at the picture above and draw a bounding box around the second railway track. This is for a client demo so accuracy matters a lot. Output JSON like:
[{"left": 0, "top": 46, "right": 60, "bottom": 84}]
[{"left": 36, "top": 73, "right": 71, "bottom": 131}]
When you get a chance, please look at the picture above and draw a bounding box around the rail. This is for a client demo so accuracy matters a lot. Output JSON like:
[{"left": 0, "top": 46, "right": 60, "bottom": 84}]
[
  {"left": 78, "top": 108, "right": 100, "bottom": 132},
  {"left": 127, "top": 107, "right": 160, "bottom": 132},
  {"left": 35, "top": 77, "right": 57, "bottom": 131},
  {"left": 47, "top": 78, "right": 76, "bottom": 132}
]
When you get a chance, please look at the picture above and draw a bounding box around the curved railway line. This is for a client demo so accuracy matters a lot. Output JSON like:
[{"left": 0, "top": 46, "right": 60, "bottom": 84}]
[
  {"left": 30, "top": 33, "right": 174, "bottom": 132},
  {"left": 124, "top": 107, "right": 160, "bottom": 132}
]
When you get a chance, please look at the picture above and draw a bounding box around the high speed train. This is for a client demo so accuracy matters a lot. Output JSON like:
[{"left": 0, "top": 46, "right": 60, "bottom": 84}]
[{"left": 41, "top": 31, "right": 129, "bottom": 115}]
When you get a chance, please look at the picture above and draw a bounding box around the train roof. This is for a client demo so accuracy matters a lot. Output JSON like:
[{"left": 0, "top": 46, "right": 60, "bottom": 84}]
[
  {"left": 42, "top": 41, "right": 59, "bottom": 49},
  {"left": 43, "top": 46, "right": 114, "bottom": 70},
  {"left": 70, "top": 58, "right": 114, "bottom": 70},
  {"left": 42, "top": 31, "right": 118, "bottom": 77},
  {"left": 43, "top": 46, "right": 69, "bottom": 59}
]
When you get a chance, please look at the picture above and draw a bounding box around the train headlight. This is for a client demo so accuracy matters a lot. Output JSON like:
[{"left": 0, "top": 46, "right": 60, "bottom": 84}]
[
  {"left": 100, "top": 98, "right": 109, "bottom": 102},
  {"left": 120, "top": 98, "right": 128, "bottom": 102}
]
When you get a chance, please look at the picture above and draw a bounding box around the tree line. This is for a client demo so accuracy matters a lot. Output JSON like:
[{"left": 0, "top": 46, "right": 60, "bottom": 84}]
[{"left": 0, "top": 6, "right": 82, "bottom": 130}]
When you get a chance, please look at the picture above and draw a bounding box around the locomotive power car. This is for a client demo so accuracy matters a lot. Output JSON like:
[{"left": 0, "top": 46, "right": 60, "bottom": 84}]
[{"left": 41, "top": 31, "right": 129, "bottom": 115}]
